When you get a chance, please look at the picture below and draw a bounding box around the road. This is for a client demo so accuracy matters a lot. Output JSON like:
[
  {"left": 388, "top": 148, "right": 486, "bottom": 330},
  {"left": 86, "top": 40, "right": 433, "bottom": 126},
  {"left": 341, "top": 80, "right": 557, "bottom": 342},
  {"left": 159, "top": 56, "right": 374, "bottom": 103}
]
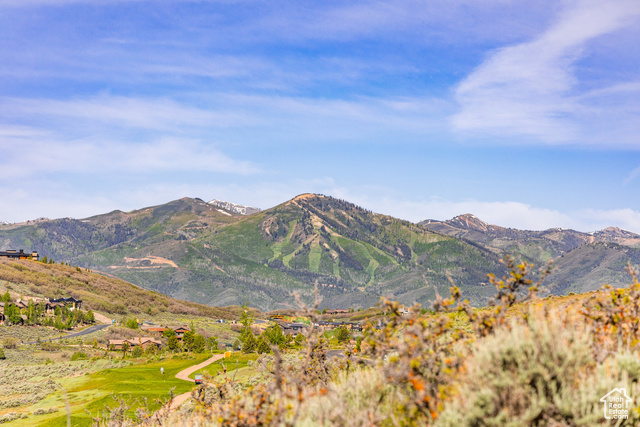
[{"left": 27, "top": 323, "right": 111, "bottom": 345}]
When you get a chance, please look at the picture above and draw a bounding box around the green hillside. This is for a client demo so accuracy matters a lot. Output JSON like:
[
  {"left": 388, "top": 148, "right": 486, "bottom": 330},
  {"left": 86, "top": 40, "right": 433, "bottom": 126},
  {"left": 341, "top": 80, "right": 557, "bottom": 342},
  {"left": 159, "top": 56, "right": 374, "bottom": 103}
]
[
  {"left": 12, "top": 194, "right": 640, "bottom": 311},
  {"left": 98, "top": 195, "right": 506, "bottom": 310}
]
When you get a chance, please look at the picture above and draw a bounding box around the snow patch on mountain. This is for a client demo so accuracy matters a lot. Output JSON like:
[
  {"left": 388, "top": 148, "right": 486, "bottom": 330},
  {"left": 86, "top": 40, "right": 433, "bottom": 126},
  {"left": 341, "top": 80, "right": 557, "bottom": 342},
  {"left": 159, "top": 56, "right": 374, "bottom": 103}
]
[{"left": 208, "top": 199, "right": 261, "bottom": 216}]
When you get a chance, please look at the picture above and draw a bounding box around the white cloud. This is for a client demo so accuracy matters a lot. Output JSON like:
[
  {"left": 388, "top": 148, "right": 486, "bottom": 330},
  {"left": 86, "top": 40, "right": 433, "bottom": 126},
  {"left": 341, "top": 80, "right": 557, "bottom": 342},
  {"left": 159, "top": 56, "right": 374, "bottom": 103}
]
[
  {"left": 1, "top": 93, "right": 450, "bottom": 147},
  {"left": 0, "top": 132, "right": 258, "bottom": 176},
  {"left": 2, "top": 95, "right": 252, "bottom": 131},
  {"left": 452, "top": 0, "right": 640, "bottom": 143}
]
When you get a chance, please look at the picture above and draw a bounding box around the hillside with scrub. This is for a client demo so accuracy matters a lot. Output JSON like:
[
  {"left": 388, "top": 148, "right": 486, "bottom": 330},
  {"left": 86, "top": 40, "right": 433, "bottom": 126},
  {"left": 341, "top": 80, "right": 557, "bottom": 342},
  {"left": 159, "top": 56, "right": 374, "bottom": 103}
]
[
  {"left": 0, "top": 259, "right": 255, "bottom": 426},
  {"left": 153, "top": 259, "right": 640, "bottom": 426}
]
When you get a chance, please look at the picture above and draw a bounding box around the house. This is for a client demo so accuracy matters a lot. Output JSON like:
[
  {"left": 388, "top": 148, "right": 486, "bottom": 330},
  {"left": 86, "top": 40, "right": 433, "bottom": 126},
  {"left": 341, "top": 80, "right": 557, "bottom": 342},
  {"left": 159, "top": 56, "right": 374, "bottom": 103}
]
[
  {"left": 45, "top": 301, "right": 65, "bottom": 315},
  {"left": 346, "top": 323, "right": 363, "bottom": 332},
  {"left": 13, "top": 300, "right": 28, "bottom": 311},
  {"left": 326, "top": 309, "right": 350, "bottom": 315},
  {"left": 48, "top": 297, "right": 82, "bottom": 310},
  {"left": 0, "top": 249, "right": 39, "bottom": 261},
  {"left": 173, "top": 326, "right": 190, "bottom": 339},
  {"left": 128, "top": 337, "right": 162, "bottom": 350},
  {"left": 142, "top": 326, "right": 169, "bottom": 334},
  {"left": 109, "top": 337, "right": 162, "bottom": 351},
  {"left": 274, "top": 320, "right": 307, "bottom": 335},
  {"left": 316, "top": 321, "right": 342, "bottom": 329},
  {"left": 108, "top": 339, "right": 129, "bottom": 350}
]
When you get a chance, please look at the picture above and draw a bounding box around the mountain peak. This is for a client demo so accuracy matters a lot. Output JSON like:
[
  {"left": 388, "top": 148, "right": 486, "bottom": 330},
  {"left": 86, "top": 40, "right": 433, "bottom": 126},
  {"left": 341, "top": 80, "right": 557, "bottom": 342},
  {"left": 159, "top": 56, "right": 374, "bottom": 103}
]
[
  {"left": 449, "top": 214, "right": 492, "bottom": 232},
  {"left": 595, "top": 227, "right": 640, "bottom": 239},
  {"left": 207, "top": 198, "right": 261, "bottom": 216},
  {"left": 292, "top": 193, "right": 323, "bottom": 202}
]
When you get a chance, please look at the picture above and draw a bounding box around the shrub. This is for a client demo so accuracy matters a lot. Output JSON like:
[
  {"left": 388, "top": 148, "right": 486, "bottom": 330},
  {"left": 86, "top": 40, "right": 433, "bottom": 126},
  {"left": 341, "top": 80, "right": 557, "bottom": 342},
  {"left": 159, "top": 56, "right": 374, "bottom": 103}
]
[
  {"left": 40, "top": 341, "right": 60, "bottom": 352},
  {"left": 70, "top": 351, "right": 88, "bottom": 361},
  {"left": 1, "top": 337, "right": 18, "bottom": 349},
  {"left": 33, "top": 407, "right": 58, "bottom": 416},
  {"left": 131, "top": 346, "right": 144, "bottom": 358},
  {"left": 335, "top": 326, "right": 350, "bottom": 342},
  {"left": 436, "top": 309, "right": 601, "bottom": 426}
]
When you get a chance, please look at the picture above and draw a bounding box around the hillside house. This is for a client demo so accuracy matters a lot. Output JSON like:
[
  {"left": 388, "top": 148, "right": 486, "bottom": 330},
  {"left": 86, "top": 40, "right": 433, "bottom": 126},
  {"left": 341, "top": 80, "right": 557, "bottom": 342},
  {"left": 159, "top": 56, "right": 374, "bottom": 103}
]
[
  {"left": 173, "top": 326, "right": 190, "bottom": 339},
  {"left": 109, "top": 337, "right": 162, "bottom": 351},
  {"left": 108, "top": 339, "right": 129, "bottom": 350},
  {"left": 48, "top": 297, "right": 82, "bottom": 310},
  {"left": 316, "top": 321, "right": 341, "bottom": 329},
  {"left": 13, "top": 301, "right": 28, "bottom": 311},
  {"left": 0, "top": 249, "right": 39, "bottom": 261},
  {"left": 45, "top": 301, "right": 65, "bottom": 315},
  {"left": 142, "top": 326, "right": 169, "bottom": 334},
  {"left": 128, "top": 337, "right": 162, "bottom": 350},
  {"left": 326, "top": 309, "right": 350, "bottom": 315},
  {"left": 275, "top": 320, "right": 307, "bottom": 335}
]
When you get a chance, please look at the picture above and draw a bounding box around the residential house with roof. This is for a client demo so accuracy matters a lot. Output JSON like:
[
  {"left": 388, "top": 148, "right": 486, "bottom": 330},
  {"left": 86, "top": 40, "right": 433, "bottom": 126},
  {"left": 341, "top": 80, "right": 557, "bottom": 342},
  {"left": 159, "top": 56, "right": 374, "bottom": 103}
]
[
  {"left": 48, "top": 297, "right": 82, "bottom": 310},
  {"left": 109, "top": 337, "right": 162, "bottom": 351},
  {"left": 0, "top": 249, "right": 39, "bottom": 261}
]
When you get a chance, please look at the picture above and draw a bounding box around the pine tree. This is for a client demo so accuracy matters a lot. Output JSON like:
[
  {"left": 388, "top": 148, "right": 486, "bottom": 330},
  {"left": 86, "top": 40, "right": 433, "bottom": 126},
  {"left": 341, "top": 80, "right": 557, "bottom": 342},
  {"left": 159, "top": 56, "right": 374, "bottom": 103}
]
[{"left": 257, "top": 336, "right": 271, "bottom": 354}]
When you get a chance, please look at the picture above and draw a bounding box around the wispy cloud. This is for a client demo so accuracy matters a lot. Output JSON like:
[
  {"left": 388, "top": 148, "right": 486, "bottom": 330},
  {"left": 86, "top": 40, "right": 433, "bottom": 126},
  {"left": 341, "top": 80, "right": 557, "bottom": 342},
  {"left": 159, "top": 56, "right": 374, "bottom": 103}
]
[
  {"left": 1, "top": 93, "right": 451, "bottom": 145},
  {"left": 0, "top": 132, "right": 258, "bottom": 176},
  {"left": 452, "top": 0, "right": 640, "bottom": 143},
  {"left": 2, "top": 96, "right": 252, "bottom": 131}
]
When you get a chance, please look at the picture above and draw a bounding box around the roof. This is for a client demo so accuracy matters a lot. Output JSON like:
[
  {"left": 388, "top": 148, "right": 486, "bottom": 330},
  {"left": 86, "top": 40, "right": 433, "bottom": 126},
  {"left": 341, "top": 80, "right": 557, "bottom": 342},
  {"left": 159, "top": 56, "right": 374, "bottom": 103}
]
[
  {"left": 128, "top": 337, "right": 162, "bottom": 345},
  {"left": 49, "top": 297, "right": 82, "bottom": 303},
  {"left": 143, "top": 326, "right": 168, "bottom": 332},
  {"left": 0, "top": 249, "right": 37, "bottom": 258}
]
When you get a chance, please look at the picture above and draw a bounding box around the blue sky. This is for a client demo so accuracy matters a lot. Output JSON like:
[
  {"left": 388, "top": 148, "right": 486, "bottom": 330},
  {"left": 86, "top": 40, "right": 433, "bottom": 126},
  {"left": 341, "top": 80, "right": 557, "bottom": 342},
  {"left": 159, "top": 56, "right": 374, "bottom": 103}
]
[{"left": 2, "top": 0, "right": 640, "bottom": 233}]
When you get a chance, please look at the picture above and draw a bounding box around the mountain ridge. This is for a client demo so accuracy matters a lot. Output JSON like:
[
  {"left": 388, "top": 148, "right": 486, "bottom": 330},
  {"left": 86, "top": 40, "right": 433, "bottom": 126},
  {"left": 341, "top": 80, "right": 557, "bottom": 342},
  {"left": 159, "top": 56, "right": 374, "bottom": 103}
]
[{"left": 2, "top": 195, "right": 640, "bottom": 310}]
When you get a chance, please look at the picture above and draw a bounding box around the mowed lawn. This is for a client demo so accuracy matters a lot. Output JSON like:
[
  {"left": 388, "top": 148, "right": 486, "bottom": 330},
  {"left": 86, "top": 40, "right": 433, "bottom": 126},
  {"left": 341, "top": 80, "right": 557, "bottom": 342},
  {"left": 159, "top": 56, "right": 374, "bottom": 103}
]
[{"left": 20, "top": 355, "right": 210, "bottom": 427}]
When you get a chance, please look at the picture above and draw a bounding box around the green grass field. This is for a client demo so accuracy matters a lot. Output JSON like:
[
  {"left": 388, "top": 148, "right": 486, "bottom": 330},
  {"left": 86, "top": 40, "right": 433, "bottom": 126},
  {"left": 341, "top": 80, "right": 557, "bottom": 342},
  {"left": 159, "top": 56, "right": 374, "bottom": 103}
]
[
  {"left": 191, "top": 353, "right": 259, "bottom": 382},
  {"left": 12, "top": 354, "right": 210, "bottom": 427}
]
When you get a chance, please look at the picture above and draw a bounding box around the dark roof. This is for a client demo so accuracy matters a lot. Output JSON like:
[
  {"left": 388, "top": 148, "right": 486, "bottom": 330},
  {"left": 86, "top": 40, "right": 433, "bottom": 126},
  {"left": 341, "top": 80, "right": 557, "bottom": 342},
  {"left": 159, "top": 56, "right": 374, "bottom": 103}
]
[
  {"left": 0, "top": 249, "right": 34, "bottom": 258},
  {"left": 49, "top": 297, "right": 82, "bottom": 303}
]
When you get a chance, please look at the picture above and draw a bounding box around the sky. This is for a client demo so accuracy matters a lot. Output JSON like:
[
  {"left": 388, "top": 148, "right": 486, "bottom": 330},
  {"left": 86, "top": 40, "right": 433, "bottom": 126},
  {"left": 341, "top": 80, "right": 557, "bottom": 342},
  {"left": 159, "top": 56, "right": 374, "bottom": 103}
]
[{"left": 2, "top": 0, "right": 640, "bottom": 233}]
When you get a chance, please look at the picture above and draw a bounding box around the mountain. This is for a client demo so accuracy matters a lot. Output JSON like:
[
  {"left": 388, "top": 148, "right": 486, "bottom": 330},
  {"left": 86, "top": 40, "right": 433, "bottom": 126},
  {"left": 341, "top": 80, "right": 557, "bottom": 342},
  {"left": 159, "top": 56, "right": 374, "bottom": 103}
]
[
  {"left": 419, "top": 214, "right": 640, "bottom": 293},
  {"left": 207, "top": 198, "right": 261, "bottom": 216},
  {"left": 2, "top": 196, "right": 639, "bottom": 311},
  {"left": 0, "top": 195, "right": 506, "bottom": 310}
]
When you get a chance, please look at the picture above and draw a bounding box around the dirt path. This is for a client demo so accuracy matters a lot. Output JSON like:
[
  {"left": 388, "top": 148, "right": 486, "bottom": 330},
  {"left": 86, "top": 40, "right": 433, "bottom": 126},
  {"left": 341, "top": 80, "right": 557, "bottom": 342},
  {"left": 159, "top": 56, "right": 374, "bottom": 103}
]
[
  {"left": 168, "top": 354, "right": 225, "bottom": 411},
  {"left": 93, "top": 312, "right": 112, "bottom": 324}
]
